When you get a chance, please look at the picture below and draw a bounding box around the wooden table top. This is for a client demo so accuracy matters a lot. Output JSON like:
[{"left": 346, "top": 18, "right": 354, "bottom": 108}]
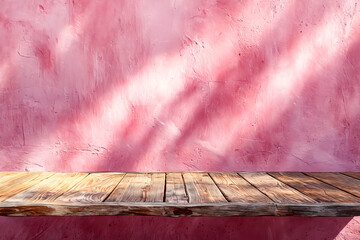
[{"left": 0, "top": 171, "right": 360, "bottom": 217}]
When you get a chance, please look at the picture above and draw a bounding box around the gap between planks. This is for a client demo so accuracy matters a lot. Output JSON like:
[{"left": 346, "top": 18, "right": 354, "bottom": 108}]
[
  {"left": 303, "top": 172, "right": 360, "bottom": 200},
  {"left": 207, "top": 173, "right": 230, "bottom": 202}
]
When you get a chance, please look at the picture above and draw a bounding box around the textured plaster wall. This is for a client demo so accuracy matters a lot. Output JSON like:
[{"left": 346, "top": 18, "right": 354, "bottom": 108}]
[{"left": 0, "top": 0, "right": 360, "bottom": 239}]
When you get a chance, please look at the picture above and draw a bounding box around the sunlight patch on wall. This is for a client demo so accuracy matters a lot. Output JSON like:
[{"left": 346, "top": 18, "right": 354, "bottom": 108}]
[{"left": 56, "top": 26, "right": 77, "bottom": 54}]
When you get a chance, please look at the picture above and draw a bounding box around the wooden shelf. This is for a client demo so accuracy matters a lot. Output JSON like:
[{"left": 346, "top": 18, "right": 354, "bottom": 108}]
[{"left": 0, "top": 171, "right": 360, "bottom": 217}]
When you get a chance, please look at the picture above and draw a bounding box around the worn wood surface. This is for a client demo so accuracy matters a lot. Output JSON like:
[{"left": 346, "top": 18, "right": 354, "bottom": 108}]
[
  {"left": 182, "top": 173, "right": 227, "bottom": 203},
  {"left": 239, "top": 172, "right": 316, "bottom": 203},
  {"left": 106, "top": 173, "right": 165, "bottom": 202},
  {"left": 4, "top": 173, "right": 88, "bottom": 203},
  {"left": 0, "top": 171, "right": 360, "bottom": 217},
  {"left": 56, "top": 173, "right": 125, "bottom": 203},
  {"left": 0, "top": 172, "right": 55, "bottom": 201},
  {"left": 269, "top": 172, "right": 360, "bottom": 203},
  {"left": 210, "top": 172, "right": 272, "bottom": 203},
  {"left": 305, "top": 172, "right": 360, "bottom": 198},
  {"left": 0, "top": 172, "right": 29, "bottom": 184},
  {"left": 165, "top": 173, "right": 188, "bottom": 203},
  {"left": 343, "top": 172, "right": 360, "bottom": 180}
]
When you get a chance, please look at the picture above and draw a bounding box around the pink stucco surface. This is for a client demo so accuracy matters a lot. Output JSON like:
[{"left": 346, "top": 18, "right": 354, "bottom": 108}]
[{"left": 0, "top": 0, "right": 359, "bottom": 239}]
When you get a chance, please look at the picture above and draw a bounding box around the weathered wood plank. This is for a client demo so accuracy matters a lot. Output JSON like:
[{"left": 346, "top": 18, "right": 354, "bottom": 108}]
[
  {"left": 210, "top": 172, "right": 272, "bottom": 203},
  {"left": 0, "top": 172, "right": 30, "bottom": 185},
  {"left": 182, "top": 172, "right": 227, "bottom": 203},
  {"left": 106, "top": 173, "right": 165, "bottom": 202},
  {"left": 165, "top": 173, "right": 188, "bottom": 203},
  {"left": 4, "top": 173, "right": 88, "bottom": 203},
  {"left": 270, "top": 172, "right": 360, "bottom": 203},
  {"left": 0, "top": 171, "right": 359, "bottom": 217},
  {"left": 274, "top": 203, "right": 360, "bottom": 217},
  {"left": 239, "top": 172, "right": 316, "bottom": 203},
  {"left": 0, "top": 202, "right": 360, "bottom": 217},
  {"left": 0, "top": 172, "right": 18, "bottom": 178},
  {"left": 55, "top": 173, "right": 125, "bottom": 203},
  {"left": 0, "top": 202, "right": 274, "bottom": 217},
  {"left": 343, "top": 172, "right": 360, "bottom": 180},
  {"left": 0, "top": 172, "right": 55, "bottom": 202},
  {"left": 305, "top": 172, "right": 360, "bottom": 198}
]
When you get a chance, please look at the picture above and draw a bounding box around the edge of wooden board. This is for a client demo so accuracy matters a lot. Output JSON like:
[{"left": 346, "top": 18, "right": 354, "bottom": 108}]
[{"left": 1, "top": 202, "right": 360, "bottom": 217}]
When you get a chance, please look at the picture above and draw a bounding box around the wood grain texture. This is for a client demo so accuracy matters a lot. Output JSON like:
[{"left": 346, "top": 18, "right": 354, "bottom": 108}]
[
  {"left": 239, "top": 172, "right": 316, "bottom": 203},
  {"left": 106, "top": 173, "right": 165, "bottom": 202},
  {"left": 0, "top": 171, "right": 360, "bottom": 217},
  {"left": 5, "top": 173, "right": 88, "bottom": 203},
  {"left": 270, "top": 172, "right": 360, "bottom": 203},
  {"left": 182, "top": 172, "right": 227, "bottom": 203},
  {"left": 0, "top": 172, "right": 55, "bottom": 202},
  {"left": 0, "top": 172, "right": 30, "bottom": 185},
  {"left": 305, "top": 172, "right": 360, "bottom": 198},
  {"left": 165, "top": 173, "right": 188, "bottom": 203},
  {"left": 210, "top": 172, "right": 272, "bottom": 203},
  {"left": 55, "top": 173, "right": 125, "bottom": 203},
  {"left": 343, "top": 172, "right": 360, "bottom": 180},
  {"left": 0, "top": 172, "right": 18, "bottom": 178},
  {"left": 0, "top": 202, "right": 275, "bottom": 217},
  {"left": 1, "top": 202, "right": 360, "bottom": 217}
]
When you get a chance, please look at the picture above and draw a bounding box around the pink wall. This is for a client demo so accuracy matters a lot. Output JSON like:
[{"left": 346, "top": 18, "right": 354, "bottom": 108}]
[{"left": 0, "top": 0, "right": 359, "bottom": 239}]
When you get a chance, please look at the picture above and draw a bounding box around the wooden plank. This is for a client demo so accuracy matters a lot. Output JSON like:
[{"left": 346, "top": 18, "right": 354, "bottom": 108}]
[
  {"left": 305, "top": 172, "right": 360, "bottom": 198},
  {"left": 0, "top": 172, "right": 55, "bottom": 202},
  {"left": 239, "top": 172, "right": 316, "bottom": 203},
  {"left": 274, "top": 202, "right": 360, "bottom": 217},
  {"left": 55, "top": 173, "right": 125, "bottom": 203},
  {"left": 182, "top": 172, "right": 227, "bottom": 203},
  {"left": 343, "top": 172, "right": 360, "bottom": 180},
  {"left": 0, "top": 172, "right": 30, "bottom": 185},
  {"left": 165, "top": 173, "right": 188, "bottom": 203},
  {"left": 270, "top": 172, "right": 360, "bottom": 203},
  {"left": 210, "top": 172, "right": 272, "bottom": 203},
  {"left": 4, "top": 173, "right": 88, "bottom": 203},
  {"left": 106, "top": 173, "right": 165, "bottom": 202},
  {"left": 0, "top": 172, "right": 17, "bottom": 177},
  {"left": 1, "top": 202, "right": 360, "bottom": 217},
  {"left": 0, "top": 171, "right": 359, "bottom": 217},
  {"left": 0, "top": 202, "right": 274, "bottom": 217}
]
